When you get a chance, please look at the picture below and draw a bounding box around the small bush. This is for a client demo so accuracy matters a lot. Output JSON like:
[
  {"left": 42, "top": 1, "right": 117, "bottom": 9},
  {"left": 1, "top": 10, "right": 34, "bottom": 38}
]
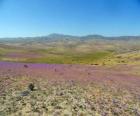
[{"left": 28, "top": 83, "right": 34, "bottom": 91}]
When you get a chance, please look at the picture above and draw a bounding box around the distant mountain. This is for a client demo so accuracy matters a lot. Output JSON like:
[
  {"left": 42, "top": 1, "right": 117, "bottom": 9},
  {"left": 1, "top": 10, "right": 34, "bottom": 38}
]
[
  {"left": 48, "top": 33, "right": 79, "bottom": 39},
  {"left": 1, "top": 33, "right": 140, "bottom": 54},
  {"left": 0, "top": 34, "right": 140, "bottom": 42}
]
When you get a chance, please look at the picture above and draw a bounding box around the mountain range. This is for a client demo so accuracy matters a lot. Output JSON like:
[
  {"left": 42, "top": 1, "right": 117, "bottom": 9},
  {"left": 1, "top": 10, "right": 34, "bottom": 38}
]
[{"left": 1, "top": 33, "right": 140, "bottom": 41}]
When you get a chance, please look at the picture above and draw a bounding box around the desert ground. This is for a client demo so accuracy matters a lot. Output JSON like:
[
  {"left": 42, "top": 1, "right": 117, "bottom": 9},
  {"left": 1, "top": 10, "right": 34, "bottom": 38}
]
[{"left": 0, "top": 35, "right": 140, "bottom": 116}]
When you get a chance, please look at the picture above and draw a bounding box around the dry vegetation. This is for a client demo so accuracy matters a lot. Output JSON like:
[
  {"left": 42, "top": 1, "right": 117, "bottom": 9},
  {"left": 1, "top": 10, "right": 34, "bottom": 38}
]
[{"left": 0, "top": 76, "right": 140, "bottom": 116}]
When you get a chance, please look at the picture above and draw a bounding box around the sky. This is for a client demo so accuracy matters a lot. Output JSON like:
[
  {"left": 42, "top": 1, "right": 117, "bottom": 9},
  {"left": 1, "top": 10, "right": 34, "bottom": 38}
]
[{"left": 0, "top": 0, "right": 140, "bottom": 37}]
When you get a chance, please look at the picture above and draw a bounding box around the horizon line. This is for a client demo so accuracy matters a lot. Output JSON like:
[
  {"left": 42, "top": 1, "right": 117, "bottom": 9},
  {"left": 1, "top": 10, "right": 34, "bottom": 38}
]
[{"left": 0, "top": 33, "right": 140, "bottom": 39}]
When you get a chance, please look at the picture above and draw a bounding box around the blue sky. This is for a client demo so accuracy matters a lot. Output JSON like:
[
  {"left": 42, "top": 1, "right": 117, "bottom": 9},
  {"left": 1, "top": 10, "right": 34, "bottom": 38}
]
[{"left": 0, "top": 0, "right": 140, "bottom": 37}]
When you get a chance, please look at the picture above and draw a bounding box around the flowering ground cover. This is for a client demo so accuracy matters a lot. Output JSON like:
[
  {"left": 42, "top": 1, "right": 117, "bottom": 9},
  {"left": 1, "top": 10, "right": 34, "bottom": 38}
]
[{"left": 0, "top": 61, "right": 140, "bottom": 116}]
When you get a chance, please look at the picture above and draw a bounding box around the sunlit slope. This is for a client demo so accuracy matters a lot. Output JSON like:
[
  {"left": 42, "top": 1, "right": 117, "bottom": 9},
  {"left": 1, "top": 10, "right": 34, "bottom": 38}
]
[{"left": 1, "top": 34, "right": 140, "bottom": 65}]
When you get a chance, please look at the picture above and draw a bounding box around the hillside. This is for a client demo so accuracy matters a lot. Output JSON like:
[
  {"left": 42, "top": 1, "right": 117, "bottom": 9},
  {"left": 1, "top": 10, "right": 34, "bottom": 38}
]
[
  {"left": 0, "top": 34, "right": 140, "bottom": 65},
  {"left": 0, "top": 35, "right": 140, "bottom": 115}
]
